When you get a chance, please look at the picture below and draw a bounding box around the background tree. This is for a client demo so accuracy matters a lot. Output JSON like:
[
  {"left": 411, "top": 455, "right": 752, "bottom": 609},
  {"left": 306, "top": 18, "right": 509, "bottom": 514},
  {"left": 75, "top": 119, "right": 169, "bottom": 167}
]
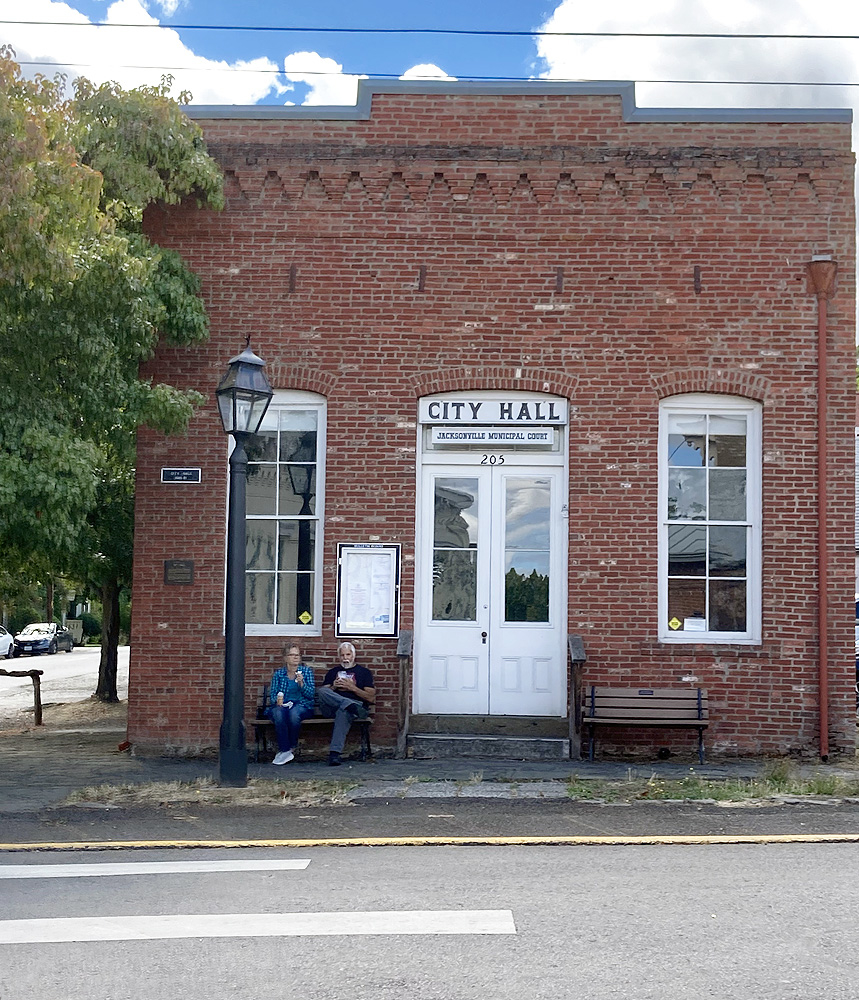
[{"left": 0, "top": 48, "right": 223, "bottom": 700}]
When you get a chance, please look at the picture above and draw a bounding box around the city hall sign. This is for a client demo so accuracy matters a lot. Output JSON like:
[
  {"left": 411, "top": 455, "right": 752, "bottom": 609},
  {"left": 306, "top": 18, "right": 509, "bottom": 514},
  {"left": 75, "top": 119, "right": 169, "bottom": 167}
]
[{"left": 419, "top": 396, "right": 568, "bottom": 425}]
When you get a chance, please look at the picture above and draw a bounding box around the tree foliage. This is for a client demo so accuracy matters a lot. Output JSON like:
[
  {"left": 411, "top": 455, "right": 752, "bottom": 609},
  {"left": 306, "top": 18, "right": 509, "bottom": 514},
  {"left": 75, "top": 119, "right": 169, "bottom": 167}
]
[{"left": 0, "top": 48, "right": 223, "bottom": 698}]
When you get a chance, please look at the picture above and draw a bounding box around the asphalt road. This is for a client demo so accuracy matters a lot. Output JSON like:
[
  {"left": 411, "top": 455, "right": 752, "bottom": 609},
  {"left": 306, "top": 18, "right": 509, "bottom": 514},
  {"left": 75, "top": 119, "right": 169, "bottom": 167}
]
[
  {"left": 0, "top": 645, "right": 129, "bottom": 719},
  {"left": 2, "top": 841, "right": 858, "bottom": 1000}
]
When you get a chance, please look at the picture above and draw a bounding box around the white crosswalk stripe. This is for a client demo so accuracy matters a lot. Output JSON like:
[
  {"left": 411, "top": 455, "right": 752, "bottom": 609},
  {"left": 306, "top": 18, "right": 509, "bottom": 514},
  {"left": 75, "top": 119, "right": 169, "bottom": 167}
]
[
  {"left": 0, "top": 910, "right": 517, "bottom": 943},
  {"left": 0, "top": 859, "right": 311, "bottom": 879}
]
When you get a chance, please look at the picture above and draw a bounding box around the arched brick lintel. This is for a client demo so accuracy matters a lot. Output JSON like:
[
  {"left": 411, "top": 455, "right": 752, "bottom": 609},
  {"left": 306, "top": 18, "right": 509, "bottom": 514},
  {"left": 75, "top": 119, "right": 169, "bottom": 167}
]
[
  {"left": 267, "top": 363, "right": 336, "bottom": 397},
  {"left": 652, "top": 368, "right": 772, "bottom": 403},
  {"left": 412, "top": 367, "right": 578, "bottom": 399}
]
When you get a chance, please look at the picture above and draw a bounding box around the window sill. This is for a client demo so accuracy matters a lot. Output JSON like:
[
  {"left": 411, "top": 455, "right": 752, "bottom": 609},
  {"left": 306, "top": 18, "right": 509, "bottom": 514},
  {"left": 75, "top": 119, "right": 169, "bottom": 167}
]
[{"left": 246, "top": 625, "right": 322, "bottom": 637}]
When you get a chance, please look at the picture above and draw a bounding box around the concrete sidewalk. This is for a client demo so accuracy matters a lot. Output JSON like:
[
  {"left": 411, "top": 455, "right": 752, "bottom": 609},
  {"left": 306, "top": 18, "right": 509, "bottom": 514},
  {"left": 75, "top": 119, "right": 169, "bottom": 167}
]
[{"left": 0, "top": 713, "right": 854, "bottom": 814}]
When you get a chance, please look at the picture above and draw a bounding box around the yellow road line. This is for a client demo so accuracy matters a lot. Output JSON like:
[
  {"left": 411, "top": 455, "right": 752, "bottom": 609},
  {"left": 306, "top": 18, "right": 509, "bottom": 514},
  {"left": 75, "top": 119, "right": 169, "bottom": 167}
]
[{"left": 2, "top": 833, "right": 859, "bottom": 851}]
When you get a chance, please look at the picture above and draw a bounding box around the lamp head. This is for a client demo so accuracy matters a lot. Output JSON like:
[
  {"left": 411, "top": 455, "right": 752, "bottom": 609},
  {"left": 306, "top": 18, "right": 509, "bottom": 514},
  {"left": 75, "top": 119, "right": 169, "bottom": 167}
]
[{"left": 215, "top": 346, "right": 273, "bottom": 436}]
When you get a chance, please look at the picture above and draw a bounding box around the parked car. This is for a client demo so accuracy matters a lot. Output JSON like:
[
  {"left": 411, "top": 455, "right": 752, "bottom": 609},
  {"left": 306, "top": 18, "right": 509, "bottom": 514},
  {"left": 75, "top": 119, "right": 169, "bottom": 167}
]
[
  {"left": 13, "top": 622, "right": 74, "bottom": 656},
  {"left": 0, "top": 625, "right": 14, "bottom": 658}
]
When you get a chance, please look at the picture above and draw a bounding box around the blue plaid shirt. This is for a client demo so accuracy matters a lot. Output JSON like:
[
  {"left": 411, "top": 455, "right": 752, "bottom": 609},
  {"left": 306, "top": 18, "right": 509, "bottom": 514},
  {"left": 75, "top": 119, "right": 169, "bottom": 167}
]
[{"left": 268, "top": 664, "right": 315, "bottom": 711}]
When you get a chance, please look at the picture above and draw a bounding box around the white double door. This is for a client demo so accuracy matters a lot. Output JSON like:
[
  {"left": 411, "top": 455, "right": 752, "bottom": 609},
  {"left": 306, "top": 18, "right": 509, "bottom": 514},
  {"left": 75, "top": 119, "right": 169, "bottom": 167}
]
[{"left": 414, "top": 460, "right": 567, "bottom": 716}]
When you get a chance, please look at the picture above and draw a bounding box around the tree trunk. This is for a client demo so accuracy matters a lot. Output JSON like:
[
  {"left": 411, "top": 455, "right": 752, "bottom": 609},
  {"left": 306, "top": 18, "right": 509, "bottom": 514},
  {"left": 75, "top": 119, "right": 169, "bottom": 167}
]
[
  {"left": 95, "top": 577, "right": 120, "bottom": 703},
  {"left": 45, "top": 578, "right": 54, "bottom": 622}
]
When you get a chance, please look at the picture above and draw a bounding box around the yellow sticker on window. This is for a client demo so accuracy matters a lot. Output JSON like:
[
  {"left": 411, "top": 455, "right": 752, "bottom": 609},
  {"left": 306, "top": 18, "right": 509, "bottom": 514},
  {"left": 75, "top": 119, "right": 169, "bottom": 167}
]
[
  {"left": 668, "top": 617, "right": 682, "bottom": 631},
  {"left": 299, "top": 611, "right": 312, "bottom": 625}
]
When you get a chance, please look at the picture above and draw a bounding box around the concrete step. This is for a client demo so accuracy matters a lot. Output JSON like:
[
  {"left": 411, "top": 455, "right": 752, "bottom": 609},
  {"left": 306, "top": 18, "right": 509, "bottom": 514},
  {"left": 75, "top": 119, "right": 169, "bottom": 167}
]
[
  {"left": 409, "top": 714, "right": 568, "bottom": 738},
  {"left": 407, "top": 733, "right": 571, "bottom": 761}
]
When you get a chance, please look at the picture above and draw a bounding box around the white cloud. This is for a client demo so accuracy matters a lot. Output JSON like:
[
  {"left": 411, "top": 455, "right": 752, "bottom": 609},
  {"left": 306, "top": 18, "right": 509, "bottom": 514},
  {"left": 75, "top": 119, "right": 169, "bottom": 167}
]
[
  {"left": 281, "top": 51, "right": 364, "bottom": 106},
  {"left": 535, "top": 0, "right": 859, "bottom": 116},
  {"left": 400, "top": 63, "right": 457, "bottom": 81},
  {"left": 0, "top": 0, "right": 284, "bottom": 104},
  {"left": 147, "top": 0, "right": 182, "bottom": 15}
]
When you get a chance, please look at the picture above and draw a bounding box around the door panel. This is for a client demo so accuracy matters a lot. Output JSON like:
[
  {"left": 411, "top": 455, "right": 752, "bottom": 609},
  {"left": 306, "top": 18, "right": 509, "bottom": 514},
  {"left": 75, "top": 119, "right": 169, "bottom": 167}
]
[
  {"left": 417, "top": 471, "right": 490, "bottom": 714},
  {"left": 489, "top": 472, "right": 564, "bottom": 715}
]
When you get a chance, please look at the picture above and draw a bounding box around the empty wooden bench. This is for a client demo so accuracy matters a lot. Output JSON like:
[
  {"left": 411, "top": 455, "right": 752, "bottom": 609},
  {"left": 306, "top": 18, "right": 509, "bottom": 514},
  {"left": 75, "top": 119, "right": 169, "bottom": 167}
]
[
  {"left": 582, "top": 686, "right": 709, "bottom": 764},
  {"left": 249, "top": 684, "right": 372, "bottom": 763}
]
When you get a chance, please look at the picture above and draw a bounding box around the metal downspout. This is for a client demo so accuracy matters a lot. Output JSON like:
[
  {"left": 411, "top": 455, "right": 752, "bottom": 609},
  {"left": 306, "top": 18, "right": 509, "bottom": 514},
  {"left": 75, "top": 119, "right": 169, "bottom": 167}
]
[{"left": 807, "top": 256, "right": 838, "bottom": 761}]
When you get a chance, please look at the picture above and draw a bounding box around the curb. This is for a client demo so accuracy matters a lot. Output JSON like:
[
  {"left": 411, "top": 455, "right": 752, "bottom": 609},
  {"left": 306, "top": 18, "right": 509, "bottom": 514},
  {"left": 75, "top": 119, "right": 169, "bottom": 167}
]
[{"left": 4, "top": 832, "right": 859, "bottom": 851}]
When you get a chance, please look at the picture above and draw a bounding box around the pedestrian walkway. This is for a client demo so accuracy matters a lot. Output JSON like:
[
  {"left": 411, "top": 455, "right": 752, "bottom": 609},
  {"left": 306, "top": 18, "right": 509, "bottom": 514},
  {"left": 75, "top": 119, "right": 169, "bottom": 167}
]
[{"left": 1, "top": 715, "right": 855, "bottom": 814}]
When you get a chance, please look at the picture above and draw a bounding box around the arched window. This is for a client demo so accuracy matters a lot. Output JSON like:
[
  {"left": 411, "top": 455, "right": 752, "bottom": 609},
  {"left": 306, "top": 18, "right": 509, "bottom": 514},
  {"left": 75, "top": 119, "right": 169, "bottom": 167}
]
[
  {"left": 243, "top": 390, "right": 326, "bottom": 635},
  {"left": 658, "top": 394, "right": 761, "bottom": 643}
]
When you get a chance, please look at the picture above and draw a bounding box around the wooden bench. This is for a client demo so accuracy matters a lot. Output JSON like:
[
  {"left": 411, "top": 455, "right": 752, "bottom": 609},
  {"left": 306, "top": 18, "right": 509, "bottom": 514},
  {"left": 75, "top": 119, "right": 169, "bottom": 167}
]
[
  {"left": 582, "top": 686, "right": 709, "bottom": 764},
  {"left": 249, "top": 684, "right": 372, "bottom": 763}
]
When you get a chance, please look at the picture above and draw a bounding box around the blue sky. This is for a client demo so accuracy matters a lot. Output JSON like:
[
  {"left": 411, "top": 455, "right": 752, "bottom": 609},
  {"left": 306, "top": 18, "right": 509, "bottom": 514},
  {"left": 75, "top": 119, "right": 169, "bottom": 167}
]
[{"left": 1, "top": 0, "right": 858, "bottom": 118}]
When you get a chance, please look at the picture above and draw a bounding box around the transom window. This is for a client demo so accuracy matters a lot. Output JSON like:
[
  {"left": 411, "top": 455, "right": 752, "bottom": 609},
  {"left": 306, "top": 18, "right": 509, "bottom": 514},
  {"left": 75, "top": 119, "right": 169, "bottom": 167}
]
[
  {"left": 659, "top": 394, "right": 761, "bottom": 643},
  {"left": 243, "top": 391, "right": 325, "bottom": 635}
]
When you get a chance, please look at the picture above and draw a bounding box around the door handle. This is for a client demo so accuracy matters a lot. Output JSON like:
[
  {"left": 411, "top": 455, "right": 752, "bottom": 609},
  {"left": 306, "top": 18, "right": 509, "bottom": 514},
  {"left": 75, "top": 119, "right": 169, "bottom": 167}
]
[{"left": 481, "top": 632, "right": 488, "bottom": 644}]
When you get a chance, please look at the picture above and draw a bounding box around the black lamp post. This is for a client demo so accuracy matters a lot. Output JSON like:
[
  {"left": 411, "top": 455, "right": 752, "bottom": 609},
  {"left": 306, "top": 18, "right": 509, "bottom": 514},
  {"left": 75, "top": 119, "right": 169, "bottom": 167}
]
[{"left": 215, "top": 346, "right": 273, "bottom": 786}]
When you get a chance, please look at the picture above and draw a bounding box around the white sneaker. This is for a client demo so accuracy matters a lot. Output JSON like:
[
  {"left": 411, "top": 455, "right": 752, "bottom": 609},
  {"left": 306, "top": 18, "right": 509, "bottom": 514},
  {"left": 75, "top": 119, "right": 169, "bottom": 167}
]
[{"left": 272, "top": 750, "right": 294, "bottom": 765}]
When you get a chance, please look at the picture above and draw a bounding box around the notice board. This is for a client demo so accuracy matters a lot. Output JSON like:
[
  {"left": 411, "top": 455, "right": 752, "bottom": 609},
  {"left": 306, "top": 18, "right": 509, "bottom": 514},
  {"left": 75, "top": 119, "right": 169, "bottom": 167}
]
[{"left": 335, "top": 543, "right": 400, "bottom": 638}]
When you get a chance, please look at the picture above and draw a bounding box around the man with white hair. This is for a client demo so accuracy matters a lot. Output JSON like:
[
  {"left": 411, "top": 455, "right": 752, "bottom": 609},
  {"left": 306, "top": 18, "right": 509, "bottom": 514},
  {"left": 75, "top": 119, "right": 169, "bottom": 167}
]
[{"left": 316, "top": 642, "right": 375, "bottom": 766}]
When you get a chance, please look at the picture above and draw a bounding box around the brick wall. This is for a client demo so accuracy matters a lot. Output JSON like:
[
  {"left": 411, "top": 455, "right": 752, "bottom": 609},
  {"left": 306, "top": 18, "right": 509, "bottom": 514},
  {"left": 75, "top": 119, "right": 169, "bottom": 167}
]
[{"left": 130, "top": 87, "right": 856, "bottom": 757}]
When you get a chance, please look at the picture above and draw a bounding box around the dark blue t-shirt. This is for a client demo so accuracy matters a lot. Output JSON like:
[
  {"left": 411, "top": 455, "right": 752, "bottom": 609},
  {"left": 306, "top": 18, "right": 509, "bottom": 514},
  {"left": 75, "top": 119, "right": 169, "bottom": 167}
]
[{"left": 322, "top": 664, "right": 374, "bottom": 694}]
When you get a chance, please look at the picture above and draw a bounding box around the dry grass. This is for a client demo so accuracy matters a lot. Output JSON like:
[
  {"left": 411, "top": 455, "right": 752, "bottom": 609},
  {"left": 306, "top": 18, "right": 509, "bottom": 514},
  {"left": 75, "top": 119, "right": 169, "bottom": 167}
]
[
  {"left": 565, "top": 762, "right": 859, "bottom": 803},
  {"left": 0, "top": 695, "right": 127, "bottom": 734},
  {"left": 64, "top": 776, "right": 358, "bottom": 808}
]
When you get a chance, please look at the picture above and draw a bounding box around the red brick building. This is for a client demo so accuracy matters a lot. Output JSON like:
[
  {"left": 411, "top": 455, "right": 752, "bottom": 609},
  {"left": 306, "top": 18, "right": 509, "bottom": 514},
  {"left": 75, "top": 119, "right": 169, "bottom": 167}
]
[{"left": 131, "top": 81, "right": 856, "bottom": 759}]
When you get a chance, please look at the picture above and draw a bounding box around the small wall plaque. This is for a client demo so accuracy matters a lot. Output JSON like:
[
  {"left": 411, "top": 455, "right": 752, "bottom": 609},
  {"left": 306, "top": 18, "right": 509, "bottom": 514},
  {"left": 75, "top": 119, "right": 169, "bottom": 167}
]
[
  {"left": 161, "top": 468, "right": 201, "bottom": 484},
  {"left": 164, "top": 559, "right": 194, "bottom": 585}
]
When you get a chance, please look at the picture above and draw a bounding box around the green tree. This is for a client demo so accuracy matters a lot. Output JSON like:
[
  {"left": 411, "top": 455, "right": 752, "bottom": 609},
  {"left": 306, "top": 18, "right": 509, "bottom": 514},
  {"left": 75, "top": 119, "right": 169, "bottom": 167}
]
[{"left": 0, "top": 48, "right": 223, "bottom": 700}]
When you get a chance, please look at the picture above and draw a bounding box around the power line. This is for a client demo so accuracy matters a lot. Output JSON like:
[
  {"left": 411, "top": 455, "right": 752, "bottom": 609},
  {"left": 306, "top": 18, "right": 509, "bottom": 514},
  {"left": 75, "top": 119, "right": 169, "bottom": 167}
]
[
  {"left": 13, "top": 59, "right": 859, "bottom": 87},
  {"left": 1, "top": 20, "right": 859, "bottom": 41}
]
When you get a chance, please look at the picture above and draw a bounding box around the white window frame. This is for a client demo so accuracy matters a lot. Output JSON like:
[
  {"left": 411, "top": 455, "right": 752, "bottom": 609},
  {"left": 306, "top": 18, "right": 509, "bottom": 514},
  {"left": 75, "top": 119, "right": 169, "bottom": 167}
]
[
  {"left": 243, "top": 389, "right": 326, "bottom": 637},
  {"left": 658, "top": 393, "right": 761, "bottom": 644}
]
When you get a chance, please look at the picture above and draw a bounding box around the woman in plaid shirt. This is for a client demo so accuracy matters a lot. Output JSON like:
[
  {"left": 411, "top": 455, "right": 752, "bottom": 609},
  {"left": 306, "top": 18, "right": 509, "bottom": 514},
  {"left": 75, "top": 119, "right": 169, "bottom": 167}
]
[{"left": 267, "top": 644, "right": 316, "bottom": 765}]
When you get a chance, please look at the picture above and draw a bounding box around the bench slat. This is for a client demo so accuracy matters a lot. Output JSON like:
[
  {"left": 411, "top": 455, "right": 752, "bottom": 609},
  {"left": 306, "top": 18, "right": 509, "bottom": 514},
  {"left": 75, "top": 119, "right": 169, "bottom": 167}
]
[
  {"left": 581, "top": 718, "right": 707, "bottom": 727},
  {"left": 586, "top": 698, "right": 708, "bottom": 712},
  {"left": 587, "top": 687, "right": 706, "bottom": 700}
]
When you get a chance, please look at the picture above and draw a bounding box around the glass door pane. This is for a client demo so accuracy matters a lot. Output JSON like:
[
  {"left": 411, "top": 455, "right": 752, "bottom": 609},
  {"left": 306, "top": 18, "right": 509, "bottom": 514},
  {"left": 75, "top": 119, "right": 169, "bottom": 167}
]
[
  {"left": 503, "top": 477, "right": 551, "bottom": 623},
  {"left": 432, "top": 478, "right": 479, "bottom": 621}
]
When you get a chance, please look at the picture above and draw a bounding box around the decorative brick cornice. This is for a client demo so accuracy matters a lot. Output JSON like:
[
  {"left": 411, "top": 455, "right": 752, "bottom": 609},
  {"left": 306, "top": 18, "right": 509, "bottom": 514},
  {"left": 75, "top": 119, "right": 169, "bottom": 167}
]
[
  {"left": 411, "top": 367, "right": 578, "bottom": 398},
  {"left": 652, "top": 367, "right": 773, "bottom": 401}
]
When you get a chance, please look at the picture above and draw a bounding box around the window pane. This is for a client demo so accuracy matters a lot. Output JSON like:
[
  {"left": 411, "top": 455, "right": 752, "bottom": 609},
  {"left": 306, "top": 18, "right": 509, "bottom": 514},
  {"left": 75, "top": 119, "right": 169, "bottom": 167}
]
[
  {"left": 668, "top": 525, "right": 706, "bottom": 576},
  {"left": 279, "top": 409, "right": 317, "bottom": 462},
  {"left": 278, "top": 465, "right": 317, "bottom": 515},
  {"left": 246, "top": 464, "right": 276, "bottom": 514},
  {"left": 432, "top": 550, "right": 477, "bottom": 621},
  {"left": 667, "top": 468, "right": 706, "bottom": 519},
  {"left": 434, "top": 479, "right": 478, "bottom": 547},
  {"left": 277, "top": 520, "right": 316, "bottom": 572},
  {"left": 246, "top": 573, "right": 274, "bottom": 624},
  {"left": 667, "top": 414, "right": 706, "bottom": 466},
  {"left": 709, "top": 580, "right": 747, "bottom": 631},
  {"left": 505, "top": 478, "right": 550, "bottom": 550},
  {"left": 246, "top": 520, "right": 276, "bottom": 570},
  {"left": 277, "top": 572, "right": 314, "bottom": 625},
  {"left": 246, "top": 410, "right": 278, "bottom": 462},
  {"left": 667, "top": 579, "right": 706, "bottom": 630},
  {"left": 505, "top": 553, "right": 549, "bottom": 622},
  {"left": 708, "top": 432, "right": 746, "bottom": 467},
  {"left": 709, "top": 469, "right": 746, "bottom": 521},
  {"left": 709, "top": 526, "right": 746, "bottom": 577}
]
